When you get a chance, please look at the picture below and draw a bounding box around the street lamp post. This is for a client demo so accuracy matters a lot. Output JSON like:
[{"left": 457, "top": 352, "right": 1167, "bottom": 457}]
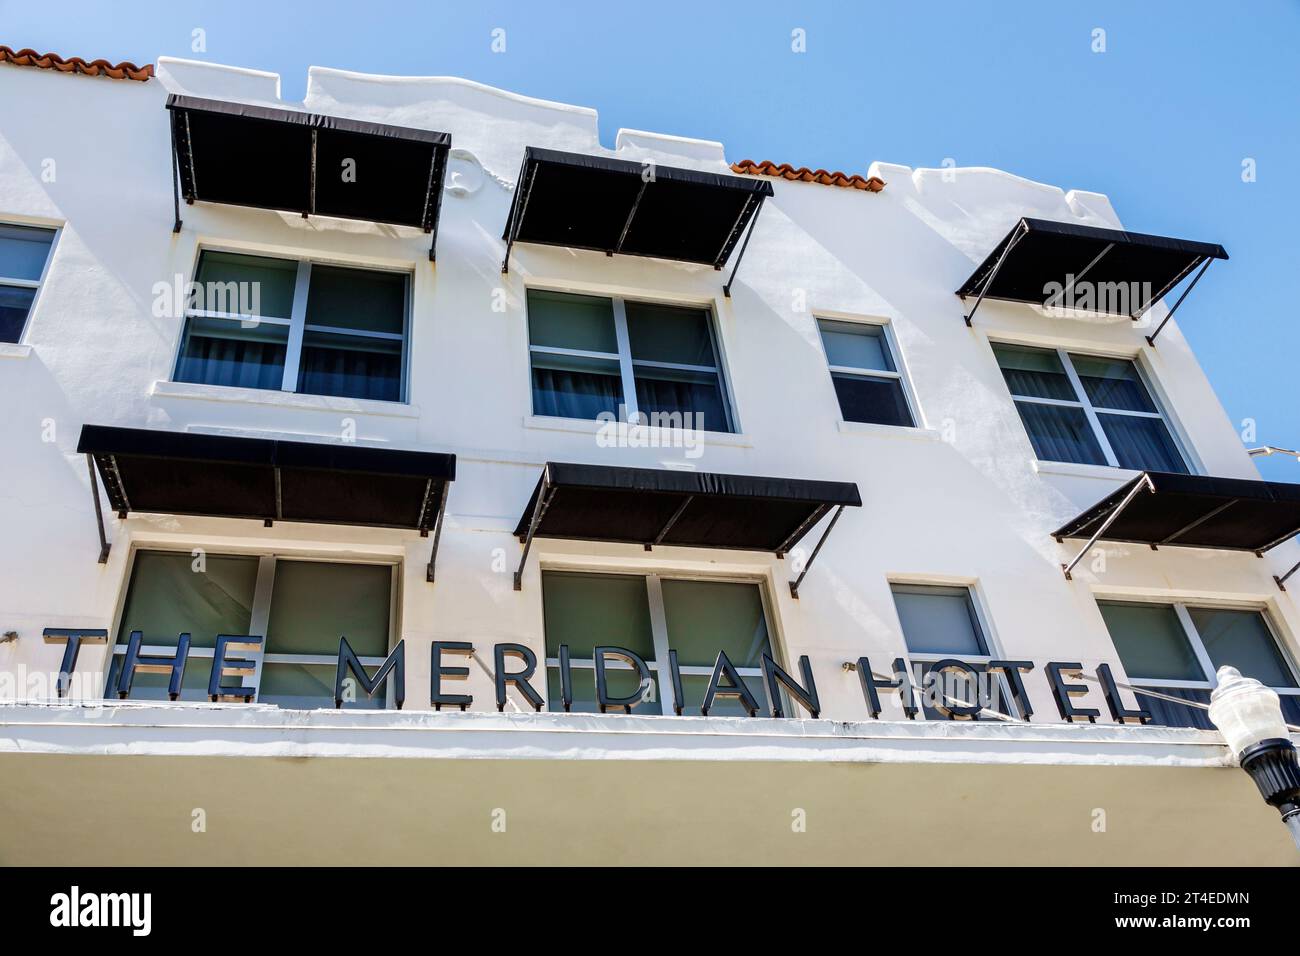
[{"left": 1209, "top": 665, "right": 1300, "bottom": 849}]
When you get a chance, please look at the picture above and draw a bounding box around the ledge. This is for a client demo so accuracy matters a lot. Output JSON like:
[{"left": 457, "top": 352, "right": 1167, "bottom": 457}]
[
  {"left": 837, "top": 420, "right": 942, "bottom": 442},
  {"left": 1032, "top": 459, "right": 1139, "bottom": 482},
  {"left": 0, "top": 700, "right": 1247, "bottom": 769},
  {"left": 0, "top": 342, "right": 33, "bottom": 361},
  {"left": 150, "top": 380, "right": 422, "bottom": 419}
]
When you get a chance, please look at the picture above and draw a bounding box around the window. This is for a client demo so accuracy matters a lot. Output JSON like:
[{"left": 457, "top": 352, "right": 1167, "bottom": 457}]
[
  {"left": 541, "top": 571, "right": 775, "bottom": 715},
  {"left": 992, "top": 344, "right": 1188, "bottom": 473},
  {"left": 107, "top": 550, "right": 396, "bottom": 708},
  {"left": 817, "top": 319, "right": 915, "bottom": 427},
  {"left": 1099, "top": 600, "right": 1300, "bottom": 728},
  {"left": 175, "top": 250, "right": 410, "bottom": 402},
  {"left": 0, "top": 223, "right": 56, "bottom": 343},
  {"left": 527, "top": 290, "right": 735, "bottom": 433},
  {"left": 890, "top": 583, "right": 1016, "bottom": 720}
]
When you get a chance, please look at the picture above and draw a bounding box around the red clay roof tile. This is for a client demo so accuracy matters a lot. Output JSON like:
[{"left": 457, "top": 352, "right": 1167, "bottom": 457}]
[
  {"left": 731, "top": 159, "right": 885, "bottom": 192},
  {"left": 0, "top": 45, "right": 153, "bottom": 81}
]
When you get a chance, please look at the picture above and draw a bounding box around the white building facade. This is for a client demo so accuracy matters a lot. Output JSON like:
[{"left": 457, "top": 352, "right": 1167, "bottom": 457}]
[{"left": 1, "top": 53, "right": 1298, "bottom": 865}]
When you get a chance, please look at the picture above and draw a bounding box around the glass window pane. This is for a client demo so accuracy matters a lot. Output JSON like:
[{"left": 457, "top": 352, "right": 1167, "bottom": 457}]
[
  {"left": 266, "top": 561, "right": 391, "bottom": 658},
  {"left": 1190, "top": 608, "right": 1297, "bottom": 688},
  {"left": 625, "top": 302, "right": 718, "bottom": 366},
  {"left": 542, "top": 572, "right": 655, "bottom": 661},
  {"left": 1070, "top": 354, "right": 1157, "bottom": 412},
  {"left": 891, "top": 584, "right": 988, "bottom": 656},
  {"left": 545, "top": 666, "right": 662, "bottom": 715},
  {"left": 118, "top": 551, "right": 259, "bottom": 650},
  {"left": 1098, "top": 601, "right": 1205, "bottom": 682},
  {"left": 297, "top": 329, "right": 402, "bottom": 402},
  {"left": 1014, "top": 401, "right": 1107, "bottom": 465},
  {"left": 0, "top": 285, "right": 36, "bottom": 343},
  {"left": 305, "top": 265, "right": 406, "bottom": 335},
  {"left": 633, "top": 365, "right": 731, "bottom": 433},
  {"left": 831, "top": 373, "right": 914, "bottom": 427},
  {"left": 0, "top": 223, "right": 55, "bottom": 281},
  {"left": 818, "top": 319, "right": 894, "bottom": 371},
  {"left": 261, "top": 662, "right": 384, "bottom": 710},
  {"left": 680, "top": 673, "right": 770, "bottom": 717},
  {"left": 531, "top": 352, "right": 622, "bottom": 420},
  {"left": 527, "top": 290, "right": 618, "bottom": 353},
  {"left": 1097, "top": 414, "right": 1188, "bottom": 473},
  {"left": 175, "top": 316, "right": 288, "bottom": 390},
  {"left": 661, "top": 579, "right": 772, "bottom": 668},
  {"left": 193, "top": 251, "right": 297, "bottom": 319},
  {"left": 993, "top": 344, "right": 1077, "bottom": 401},
  {"left": 1136, "top": 686, "right": 1215, "bottom": 729}
]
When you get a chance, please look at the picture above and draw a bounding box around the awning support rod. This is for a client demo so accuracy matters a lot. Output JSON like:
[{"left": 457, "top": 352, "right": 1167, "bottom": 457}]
[
  {"left": 514, "top": 477, "right": 556, "bottom": 591},
  {"left": 1058, "top": 475, "right": 1156, "bottom": 580},
  {"left": 789, "top": 504, "right": 846, "bottom": 599},
  {"left": 614, "top": 179, "right": 649, "bottom": 255},
  {"left": 501, "top": 160, "right": 539, "bottom": 275},
  {"left": 722, "top": 199, "right": 764, "bottom": 299},
  {"left": 426, "top": 149, "right": 445, "bottom": 263},
  {"left": 169, "top": 110, "right": 183, "bottom": 234},
  {"left": 85, "top": 455, "right": 111, "bottom": 564},
  {"left": 1276, "top": 559, "right": 1300, "bottom": 593},
  {"left": 962, "top": 220, "right": 1027, "bottom": 327},
  {"left": 1144, "top": 256, "right": 1213, "bottom": 347},
  {"left": 646, "top": 495, "right": 693, "bottom": 551},
  {"left": 426, "top": 488, "right": 448, "bottom": 584}
]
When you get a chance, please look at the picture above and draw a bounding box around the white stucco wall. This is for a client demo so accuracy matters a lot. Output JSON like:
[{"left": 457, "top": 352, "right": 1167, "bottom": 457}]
[{"left": 0, "top": 55, "right": 1296, "bottom": 731}]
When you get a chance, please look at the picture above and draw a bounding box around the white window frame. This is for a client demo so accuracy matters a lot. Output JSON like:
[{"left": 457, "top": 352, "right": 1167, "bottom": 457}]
[
  {"left": 1101, "top": 599, "right": 1300, "bottom": 704},
  {"left": 815, "top": 317, "right": 920, "bottom": 428},
  {"left": 0, "top": 220, "right": 59, "bottom": 344},
  {"left": 995, "top": 343, "right": 1191, "bottom": 472},
  {"left": 525, "top": 289, "right": 738, "bottom": 434},
  {"left": 106, "top": 547, "right": 400, "bottom": 708},
  {"left": 174, "top": 248, "right": 413, "bottom": 403},
  {"left": 540, "top": 569, "right": 779, "bottom": 714},
  {"left": 888, "top": 581, "right": 1024, "bottom": 721}
]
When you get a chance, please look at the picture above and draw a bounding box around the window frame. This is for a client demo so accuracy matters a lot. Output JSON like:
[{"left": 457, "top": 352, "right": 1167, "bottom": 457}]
[
  {"left": 993, "top": 342, "right": 1193, "bottom": 472},
  {"left": 815, "top": 316, "right": 920, "bottom": 429},
  {"left": 105, "top": 545, "right": 401, "bottom": 708},
  {"left": 1100, "top": 597, "right": 1300, "bottom": 703},
  {"left": 173, "top": 246, "right": 414, "bottom": 404},
  {"left": 888, "top": 580, "right": 1023, "bottom": 720},
  {"left": 538, "top": 567, "right": 782, "bottom": 715},
  {"left": 0, "top": 219, "right": 60, "bottom": 344},
  {"left": 524, "top": 286, "right": 739, "bottom": 434}
]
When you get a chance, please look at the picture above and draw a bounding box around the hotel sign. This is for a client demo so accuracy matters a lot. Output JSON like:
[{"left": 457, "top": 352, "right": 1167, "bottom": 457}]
[{"left": 42, "top": 629, "right": 1152, "bottom": 724}]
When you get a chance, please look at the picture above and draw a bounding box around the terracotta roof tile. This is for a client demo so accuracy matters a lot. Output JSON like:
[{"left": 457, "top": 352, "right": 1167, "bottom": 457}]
[
  {"left": 0, "top": 45, "right": 153, "bottom": 81},
  {"left": 731, "top": 159, "right": 885, "bottom": 192}
]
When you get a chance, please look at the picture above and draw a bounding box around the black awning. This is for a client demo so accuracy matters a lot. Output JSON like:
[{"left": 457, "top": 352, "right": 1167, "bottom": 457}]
[
  {"left": 167, "top": 95, "right": 451, "bottom": 256},
  {"left": 77, "top": 425, "right": 456, "bottom": 581},
  {"left": 511, "top": 462, "right": 861, "bottom": 596},
  {"left": 956, "top": 217, "right": 1227, "bottom": 333},
  {"left": 1053, "top": 472, "right": 1300, "bottom": 580},
  {"left": 500, "top": 147, "right": 773, "bottom": 278}
]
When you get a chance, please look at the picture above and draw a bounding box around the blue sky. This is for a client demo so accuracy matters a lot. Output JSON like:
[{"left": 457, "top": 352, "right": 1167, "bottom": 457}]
[{"left": 4, "top": 0, "right": 1298, "bottom": 476}]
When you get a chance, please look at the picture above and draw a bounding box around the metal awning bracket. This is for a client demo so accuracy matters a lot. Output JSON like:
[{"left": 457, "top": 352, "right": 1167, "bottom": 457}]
[
  {"left": 513, "top": 477, "right": 556, "bottom": 591},
  {"left": 961, "top": 219, "right": 1027, "bottom": 327},
  {"left": 1144, "top": 256, "right": 1213, "bottom": 347},
  {"left": 1060, "top": 475, "right": 1156, "bottom": 580},
  {"left": 789, "top": 504, "right": 846, "bottom": 599},
  {"left": 426, "top": 487, "right": 449, "bottom": 584},
  {"left": 85, "top": 454, "right": 111, "bottom": 564},
  {"left": 722, "top": 197, "right": 764, "bottom": 298}
]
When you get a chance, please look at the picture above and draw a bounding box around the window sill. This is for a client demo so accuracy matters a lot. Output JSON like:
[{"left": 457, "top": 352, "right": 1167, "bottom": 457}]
[
  {"left": 0, "top": 342, "right": 33, "bottom": 361},
  {"left": 150, "top": 381, "right": 422, "bottom": 419},
  {"left": 523, "top": 414, "right": 753, "bottom": 448},
  {"left": 1032, "top": 459, "right": 1140, "bottom": 482},
  {"left": 837, "top": 420, "right": 942, "bottom": 442}
]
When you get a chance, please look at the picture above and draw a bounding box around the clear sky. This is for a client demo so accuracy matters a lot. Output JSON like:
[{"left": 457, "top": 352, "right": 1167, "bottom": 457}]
[{"left": 4, "top": 0, "right": 1298, "bottom": 477}]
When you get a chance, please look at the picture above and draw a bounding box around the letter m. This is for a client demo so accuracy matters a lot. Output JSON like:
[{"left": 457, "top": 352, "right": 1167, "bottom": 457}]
[{"left": 336, "top": 637, "right": 405, "bottom": 709}]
